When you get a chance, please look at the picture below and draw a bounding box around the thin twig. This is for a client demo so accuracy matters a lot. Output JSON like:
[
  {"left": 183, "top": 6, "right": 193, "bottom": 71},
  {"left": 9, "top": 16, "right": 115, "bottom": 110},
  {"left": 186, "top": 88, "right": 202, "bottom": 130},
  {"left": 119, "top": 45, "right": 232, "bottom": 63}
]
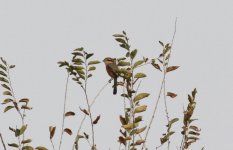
[
  {"left": 0, "top": 133, "right": 7, "bottom": 150},
  {"left": 58, "top": 73, "right": 70, "bottom": 150},
  {"left": 72, "top": 81, "right": 109, "bottom": 150},
  {"left": 50, "top": 139, "right": 56, "bottom": 150},
  {"left": 141, "top": 18, "right": 177, "bottom": 150}
]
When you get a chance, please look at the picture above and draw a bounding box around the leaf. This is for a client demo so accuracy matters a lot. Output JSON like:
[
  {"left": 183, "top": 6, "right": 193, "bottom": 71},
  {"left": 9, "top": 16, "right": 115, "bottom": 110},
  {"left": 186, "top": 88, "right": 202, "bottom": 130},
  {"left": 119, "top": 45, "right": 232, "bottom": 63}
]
[
  {"left": 22, "top": 145, "right": 34, "bottom": 150},
  {"left": 3, "top": 91, "right": 12, "bottom": 96},
  {"left": 93, "top": 115, "right": 101, "bottom": 124},
  {"left": 133, "top": 93, "right": 150, "bottom": 103},
  {"left": 8, "top": 143, "right": 19, "bottom": 148},
  {"left": 1, "top": 84, "right": 11, "bottom": 90},
  {"left": 135, "top": 140, "right": 145, "bottom": 145},
  {"left": 118, "top": 136, "right": 126, "bottom": 145},
  {"left": 0, "top": 71, "right": 7, "bottom": 77},
  {"left": 166, "top": 66, "right": 179, "bottom": 73},
  {"left": 119, "top": 115, "right": 127, "bottom": 125},
  {"left": 83, "top": 132, "right": 89, "bottom": 139},
  {"left": 64, "top": 128, "right": 72, "bottom": 135},
  {"left": 0, "top": 77, "right": 9, "bottom": 83},
  {"left": 120, "top": 44, "right": 130, "bottom": 50},
  {"left": 115, "top": 38, "right": 126, "bottom": 44},
  {"left": 134, "top": 105, "right": 147, "bottom": 113},
  {"left": 49, "top": 126, "right": 56, "bottom": 139},
  {"left": 87, "top": 74, "right": 92, "bottom": 78},
  {"left": 88, "top": 66, "right": 96, "bottom": 71},
  {"left": 79, "top": 107, "right": 89, "bottom": 115},
  {"left": 122, "top": 123, "right": 138, "bottom": 130},
  {"left": 133, "top": 60, "right": 144, "bottom": 69},
  {"left": 134, "top": 73, "right": 146, "bottom": 79},
  {"left": 88, "top": 60, "right": 100, "bottom": 65},
  {"left": 72, "top": 52, "right": 83, "bottom": 57},
  {"left": 118, "top": 61, "right": 130, "bottom": 66},
  {"left": 16, "top": 125, "right": 27, "bottom": 137},
  {"left": 113, "top": 34, "right": 125, "bottom": 37},
  {"left": 65, "top": 111, "right": 75, "bottom": 117},
  {"left": 4, "top": 105, "right": 14, "bottom": 112},
  {"left": 9, "top": 65, "right": 15, "bottom": 69},
  {"left": 134, "top": 116, "right": 142, "bottom": 123},
  {"left": 57, "top": 61, "right": 69, "bottom": 67},
  {"left": 86, "top": 53, "right": 94, "bottom": 59},
  {"left": 135, "top": 126, "right": 147, "bottom": 134},
  {"left": 74, "top": 47, "right": 84, "bottom": 51},
  {"left": 35, "top": 146, "right": 48, "bottom": 150},
  {"left": 0, "top": 57, "right": 7, "bottom": 65},
  {"left": 159, "top": 41, "right": 164, "bottom": 46},
  {"left": 167, "top": 118, "right": 179, "bottom": 129},
  {"left": 130, "top": 49, "right": 137, "bottom": 59},
  {"left": 192, "top": 88, "right": 197, "bottom": 98},
  {"left": 152, "top": 63, "right": 162, "bottom": 71},
  {"left": 19, "top": 98, "right": 30, "bottom": 104},
  {"left": 0, "top": 64, "right": 7, "bottom": 71},
  {"left": 167, "top": 92, "right": 177, "bottom": 98},
  {"left": 1, "top": 98, "right": 13, "bottom": 104},
  {"left": 21, "top": 139, "right": 32, "bottom": 144}
]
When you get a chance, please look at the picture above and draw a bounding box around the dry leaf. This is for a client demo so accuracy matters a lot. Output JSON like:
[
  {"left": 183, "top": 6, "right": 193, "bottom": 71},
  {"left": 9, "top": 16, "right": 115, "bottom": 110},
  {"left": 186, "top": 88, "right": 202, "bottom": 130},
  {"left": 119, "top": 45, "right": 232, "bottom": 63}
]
[
  {"left": 64, "top": 128, "right": 72, "bottom": 135},
  {"left": 166, "top": 66, "right": 179, "bottom": 73},
  {"left": 65, "top": 111, "right": 75, "bottom": 117},
  {"left": 93, "top": 115, "right": 101, "bottom": 124},
  {"left": 167, "top": 92, "right": 177, "bottom": 98}
]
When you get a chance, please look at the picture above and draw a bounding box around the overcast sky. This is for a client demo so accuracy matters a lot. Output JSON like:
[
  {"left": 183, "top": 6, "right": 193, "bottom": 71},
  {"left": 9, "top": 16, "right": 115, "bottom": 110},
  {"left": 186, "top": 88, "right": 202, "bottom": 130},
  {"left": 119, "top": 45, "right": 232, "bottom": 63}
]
[{"left": 0, "top": 0, "right": 233, "bottom": 150}]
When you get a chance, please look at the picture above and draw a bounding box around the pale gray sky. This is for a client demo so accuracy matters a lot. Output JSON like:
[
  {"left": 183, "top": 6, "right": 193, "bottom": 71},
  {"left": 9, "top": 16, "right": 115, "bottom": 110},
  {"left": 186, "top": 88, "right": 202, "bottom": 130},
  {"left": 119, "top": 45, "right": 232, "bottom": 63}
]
[{"left": 0, "top": 0, "right": 233, "bottom": 150}]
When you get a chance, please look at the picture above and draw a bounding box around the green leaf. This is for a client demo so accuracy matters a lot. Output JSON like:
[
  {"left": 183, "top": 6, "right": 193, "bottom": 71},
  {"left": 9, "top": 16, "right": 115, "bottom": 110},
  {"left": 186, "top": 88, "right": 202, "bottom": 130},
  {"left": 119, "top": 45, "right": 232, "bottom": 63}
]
[
  {"left": 21, "top": 139, "right": 32, "bottom": 144},
  {"left": 0, "top": 77, "right": 9, "bottom": 83},
  {"left": 159, "top": 41, "right": 164, "bottom": 46},
  {"left": 134, "top": 73, "right": 146, "bottom": 79},
  {"left": 133, "top": 60, "right": 144, "bottom": 69},
  {"left": 0, "top": 57, "right": 7, "bottom": 65},
  {"left": 72, "top": 58, "right": 84, "bottom": 64},
  {"left": 57, "top": 61, "right": 69, "bottom": 67},
  {"left": 0, "top": 71, "right": 7, "bottom": 77},
  {"left": 16, "top": 125, "right": 27, "bottom": 137},
  {"left": 4, "top": 105, "right": 14, "bottom": 112},
  {"left": 8, "top": 143, "right": 19, "bottom": 148},
  {"left": 72, "top": 52, "right": 83, "bottom": 57},
  {"left": 9, "top": 65, "right": 15, "bottom": 69},
  {"left": 133, "top": 93, "right": 150, "bottom": 103},
  {"left": 87, "top": 74, "right": 92, "bottom": 78},
  {"left": 113, "top": 34, "right": 125, "bottom": 37},
  {"left": 115, "top": 38, "right": 126, "bottom": 44},
  {"left": 74, "top": 47, "right": 84, "bottom": 51},
  {"left": 86, "top": 53, "right": 94, "bottom": 59},
  {"left": 88, "top": 66, "right": 96, "bottom": 71},
  {"left": 88, "top": 60, "right": 101, "bottom": 65},
  {"left": 22, "top": 145, "right": 33, "bottom": 150},
  {"left": 2, "top": 98, "right": 13, "bottom": 104},
  {"left": 167, "top": 118, "right": 179, "bottom": 128},
  {"left": 130, "top": 49, "right": 137, "bottom": 60},
  {"left": 0, "top": 64, "right": 7, "bottom": 71},
  {"left": 76, "top": 69, "right": 85, "bottom": 75},
  {"left": 3, "top": 91, "right": 12, "bottom": 96},
  {"left": 118, "top": 61, "right": 130, "bottom": 66},
  {"left": 1, "top": 84, "right": 11, "bottom": 90},
  {"left": 120, "top": 44, "right": 130, "bottom": 50},
  {"left": 35, "top": 146, "right": 48, "bottom": 150}
]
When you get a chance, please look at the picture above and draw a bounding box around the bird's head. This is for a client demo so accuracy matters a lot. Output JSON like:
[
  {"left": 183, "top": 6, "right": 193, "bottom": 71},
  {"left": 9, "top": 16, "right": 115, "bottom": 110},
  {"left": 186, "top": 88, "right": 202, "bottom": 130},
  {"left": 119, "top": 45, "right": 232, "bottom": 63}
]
[{"left": 103, "top": 57, "right": 115, "bottom": 65}]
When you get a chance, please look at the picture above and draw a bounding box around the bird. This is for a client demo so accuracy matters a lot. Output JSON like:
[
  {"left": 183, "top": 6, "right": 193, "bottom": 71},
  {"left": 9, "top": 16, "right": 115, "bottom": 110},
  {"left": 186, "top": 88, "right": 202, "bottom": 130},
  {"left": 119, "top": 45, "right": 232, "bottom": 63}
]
[{"left": 103, "top": 57, "right": 119, "bottom": 95}]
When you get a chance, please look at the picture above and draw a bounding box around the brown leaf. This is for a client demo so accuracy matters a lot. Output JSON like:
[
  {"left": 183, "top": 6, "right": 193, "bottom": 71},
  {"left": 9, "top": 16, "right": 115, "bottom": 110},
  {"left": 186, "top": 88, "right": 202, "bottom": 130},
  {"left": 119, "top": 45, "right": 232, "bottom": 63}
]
[
  {"left": 93, "top": 115, "right": 101, "bottom": 124},
  {"left": 118, "top": 136, "right": 126, "bottom": 145},
  {"left": 135, "top": 140, "right": 145, "bottom": 145},
  {"left": 19, "top": 98, "right": 29, "bottom": 104},
  {"left": 79, "top": 107, "right": 89, "bottom": 115},
  {"left": 119, "top": 115, "right": 127, "bottom": 125},
  {"left": 64, "top": 128, "right": 72, "bottom": 135},
  {"left": 49, "top": 126, "right": 56, "bottom": 139},
  {"left": 65, "top": 111, "right": 75, "bottom": 117},
  {"left": 166, "top": 66, "right": 179, "bottom": 73},
  {"left": 152, "top": 63, "right": 162, "bottom": 71},
  {"left": 167, "top": 92, "right": 177, "bottom": 98}
]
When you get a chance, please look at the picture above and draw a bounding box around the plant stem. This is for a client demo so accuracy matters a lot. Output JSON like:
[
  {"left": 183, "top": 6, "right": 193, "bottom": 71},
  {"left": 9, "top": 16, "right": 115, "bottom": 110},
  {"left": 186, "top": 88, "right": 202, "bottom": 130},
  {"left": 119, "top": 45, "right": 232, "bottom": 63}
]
[
  {"left": 0, "top": 133, "right": 7, "bottom": 150},
  {"left": 58, "top": 73, "right": 70, "bottom": 150},
  {"left": 72, "top": 81, "right": 109, "bottom": 150}
]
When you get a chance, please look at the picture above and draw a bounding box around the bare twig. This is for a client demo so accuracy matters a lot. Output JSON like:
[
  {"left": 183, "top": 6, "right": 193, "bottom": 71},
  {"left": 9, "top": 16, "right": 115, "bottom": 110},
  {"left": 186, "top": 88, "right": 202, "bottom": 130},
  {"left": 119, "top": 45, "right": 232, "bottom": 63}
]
[
  {"left": 58, "top": 73, "right": 70, "bottom": 150},
  {"left": 72, "top": 81, "right": 109, "bottom": 150},
  {"left": 50, "top": 139, "right": 56, "bottom": 150},
  {"left": 0, "top": 133, "right": 7, "bottom": 150},
  {"left": 141, "top": 18, "right": 177, "bottom": 150}
]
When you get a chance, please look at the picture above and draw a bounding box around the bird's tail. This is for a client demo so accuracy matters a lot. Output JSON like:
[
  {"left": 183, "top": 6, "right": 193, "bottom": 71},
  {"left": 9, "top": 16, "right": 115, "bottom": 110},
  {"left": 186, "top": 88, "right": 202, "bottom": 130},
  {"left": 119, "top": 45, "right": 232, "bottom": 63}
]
[{"left": 113, "top": 78, "right": 117, "bottom": 95}]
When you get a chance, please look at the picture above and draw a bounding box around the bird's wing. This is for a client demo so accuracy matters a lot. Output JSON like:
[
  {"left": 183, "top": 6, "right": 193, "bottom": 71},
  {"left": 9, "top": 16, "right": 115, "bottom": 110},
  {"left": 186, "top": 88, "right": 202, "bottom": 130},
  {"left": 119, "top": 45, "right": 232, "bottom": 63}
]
[{"left": 108, "top": 63, "right": 118, "bottom": 71}]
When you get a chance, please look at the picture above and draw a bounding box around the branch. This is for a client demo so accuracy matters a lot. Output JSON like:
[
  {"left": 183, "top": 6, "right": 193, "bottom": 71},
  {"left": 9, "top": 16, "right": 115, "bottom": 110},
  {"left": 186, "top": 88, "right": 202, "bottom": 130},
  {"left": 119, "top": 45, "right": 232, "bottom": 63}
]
[{"left": 0, "top": 133, "right": 7, "bottom": 150}]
